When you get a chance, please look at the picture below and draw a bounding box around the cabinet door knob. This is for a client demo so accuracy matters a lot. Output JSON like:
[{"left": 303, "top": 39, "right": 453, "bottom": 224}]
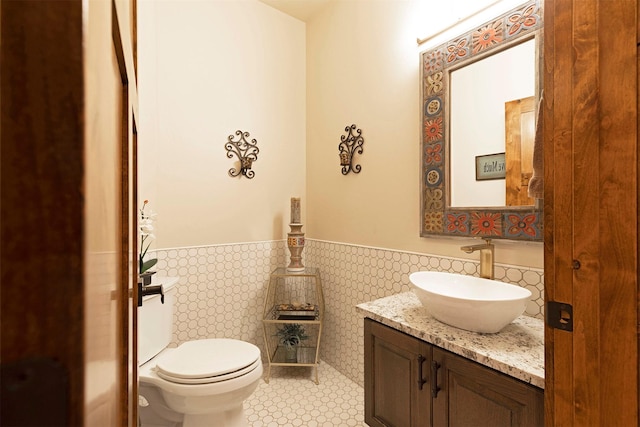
[{"left": 417, "top": 354, "right": 427, "bottom": 390}]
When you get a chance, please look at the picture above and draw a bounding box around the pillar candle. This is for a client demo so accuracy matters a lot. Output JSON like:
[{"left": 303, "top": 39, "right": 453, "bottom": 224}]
[{"left": 290, "top": 197, "right": 301, "bottom": 224}]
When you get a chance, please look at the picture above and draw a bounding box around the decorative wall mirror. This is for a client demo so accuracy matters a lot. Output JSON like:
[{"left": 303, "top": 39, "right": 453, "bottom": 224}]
[{"left": 420, "top": 0, "right": 543, "bottom": 241}]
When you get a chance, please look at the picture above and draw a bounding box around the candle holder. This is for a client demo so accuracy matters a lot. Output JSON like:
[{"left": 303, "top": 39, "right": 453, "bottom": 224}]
[
  {"left": 225, "top": 130, "right": 259, "bottom": 179},
  {"left": 290, "top": 197, "right": 301, "bottom": 223},
  {"left": 287, "top": 223, "right": 305, "bottom": 272},
  {"left": 338, "top": 124, "right": 364, "bottom": 175}
]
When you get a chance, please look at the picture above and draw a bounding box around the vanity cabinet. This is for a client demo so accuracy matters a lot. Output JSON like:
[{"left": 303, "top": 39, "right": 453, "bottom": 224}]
[
  {"left": 365, "top": 319, "right": 543, "bottom": 427},
  {"left": 365, "top": 317, "right": 432, "bottom": 427},
  {"left": 262, "top": 267, "right": 324, "bottom": 384}
]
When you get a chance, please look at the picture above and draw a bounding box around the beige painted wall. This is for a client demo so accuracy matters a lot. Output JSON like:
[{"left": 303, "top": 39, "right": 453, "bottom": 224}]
[
  {"left": 139, "top": 0, "right": 543, "bottom": 269},
  {"left": 138, "top": 0, "right": 306, "bottom": 248},
  {"left": 305, "top": 0, "right": 543, "bottom": 268}
]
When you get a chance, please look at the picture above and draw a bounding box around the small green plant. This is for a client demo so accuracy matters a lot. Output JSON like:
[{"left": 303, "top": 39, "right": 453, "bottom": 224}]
[{"left": 275, "top": 323, "right": 309, "bottom": 348}]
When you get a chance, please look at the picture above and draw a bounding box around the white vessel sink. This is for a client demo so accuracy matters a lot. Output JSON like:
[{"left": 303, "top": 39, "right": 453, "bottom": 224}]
[{"left": 409, "top": 271, "right": 531, "bottom": 333}]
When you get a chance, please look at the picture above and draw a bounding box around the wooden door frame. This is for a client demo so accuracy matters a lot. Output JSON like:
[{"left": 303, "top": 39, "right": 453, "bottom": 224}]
[{"left": 113, "top": 0, "right": 140, "bottom": 423}]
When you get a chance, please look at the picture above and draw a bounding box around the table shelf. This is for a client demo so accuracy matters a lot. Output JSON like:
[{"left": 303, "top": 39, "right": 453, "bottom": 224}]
[{"left": 262, "top": 267, "right": 324, "bottom": 384}]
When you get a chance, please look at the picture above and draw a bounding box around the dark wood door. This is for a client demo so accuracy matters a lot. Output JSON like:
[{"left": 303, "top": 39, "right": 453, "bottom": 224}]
[
  {"left": 365, "top": 319, "right": 432, "bottom": 427},
  {"left": 543, "top": 0, "right": 639, "bottom": 425},
  {"left": 431, "top": 347, "right": 543, "bottom": 427},
  {"left": 1, "top": 0, "right": 138, "bottom": 425}
]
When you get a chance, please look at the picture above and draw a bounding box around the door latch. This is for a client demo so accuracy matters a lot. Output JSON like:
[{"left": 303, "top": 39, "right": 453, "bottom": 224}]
[{"left": 546, "top": 301, "right": 573, "bottom": 331}]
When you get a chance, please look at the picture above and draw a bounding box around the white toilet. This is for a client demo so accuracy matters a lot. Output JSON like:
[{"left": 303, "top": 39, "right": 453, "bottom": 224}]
[{"left": 138, "top": 277, "right": 263, "bottom": 427}]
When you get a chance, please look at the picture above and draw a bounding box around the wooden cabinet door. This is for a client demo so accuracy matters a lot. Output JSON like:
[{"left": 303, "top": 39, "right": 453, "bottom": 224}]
[
  {"left": 365, "top": 319, "right": 432, "bottom": 427},
  {"left": 432, "top": 347, "right": 543, "bottom": 427}
]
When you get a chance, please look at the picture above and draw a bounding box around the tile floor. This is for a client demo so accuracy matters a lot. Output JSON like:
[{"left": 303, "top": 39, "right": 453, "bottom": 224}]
[{"left": 244, "top": 361, "right": 366, "bottom": 427}]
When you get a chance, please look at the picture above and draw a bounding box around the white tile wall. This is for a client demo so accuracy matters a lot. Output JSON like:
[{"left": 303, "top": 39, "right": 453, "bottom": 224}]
[
  {"left": 153, "top": 239, "right": 544, "bottom": 388},
  {"left": 155, "top": 241, "right": 287, "bottom": 350}
]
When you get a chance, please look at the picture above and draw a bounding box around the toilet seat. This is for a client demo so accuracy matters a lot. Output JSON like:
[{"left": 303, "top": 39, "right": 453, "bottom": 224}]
[
  {"left": 155, "top": 339, "right": 261, "bottom": 385},
  {"left": 156, "top": 358, "right": 261, "bottom": 385}
]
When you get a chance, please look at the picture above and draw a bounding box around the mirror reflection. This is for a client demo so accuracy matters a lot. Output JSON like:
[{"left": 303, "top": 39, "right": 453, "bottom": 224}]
[{"left": 450, "top": 38, "right": 536, "bottom": 208}]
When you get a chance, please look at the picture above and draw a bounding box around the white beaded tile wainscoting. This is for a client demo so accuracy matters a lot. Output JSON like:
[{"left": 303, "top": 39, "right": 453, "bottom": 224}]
[
  {"left": 153, "top": 238, "right": 544, "bottom": 392},
  {"left": 154, "top": 241, "right": 289, "bottom": 357}
]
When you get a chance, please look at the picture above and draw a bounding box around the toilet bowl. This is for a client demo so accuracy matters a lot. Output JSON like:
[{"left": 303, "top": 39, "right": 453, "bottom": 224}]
[
  {"left": 138, "top": 277, "right": 262, "bottom": 427},
  {"left": 139, "top": 339, "right": 263, "bottom": 427}
]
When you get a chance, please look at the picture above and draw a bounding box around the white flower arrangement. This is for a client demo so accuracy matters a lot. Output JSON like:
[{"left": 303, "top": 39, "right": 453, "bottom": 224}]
[{"left": 139, "top": 200, "right": 158, "bottom": 274}]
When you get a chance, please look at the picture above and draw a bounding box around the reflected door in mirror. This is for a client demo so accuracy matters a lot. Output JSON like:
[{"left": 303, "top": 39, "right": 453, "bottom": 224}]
[{"left": 505, "top": 96, "right": 535, "bottom": 206}]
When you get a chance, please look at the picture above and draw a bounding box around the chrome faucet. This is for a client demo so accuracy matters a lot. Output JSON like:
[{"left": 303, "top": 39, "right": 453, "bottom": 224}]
[{"left": 460, "top": 238, "right": 494, "bottom": 279}]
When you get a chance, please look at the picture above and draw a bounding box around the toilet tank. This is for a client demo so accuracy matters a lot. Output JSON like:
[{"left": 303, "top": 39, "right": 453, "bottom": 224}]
[{"left": 138, "top": 276, "right": 179, "bottom": 365}]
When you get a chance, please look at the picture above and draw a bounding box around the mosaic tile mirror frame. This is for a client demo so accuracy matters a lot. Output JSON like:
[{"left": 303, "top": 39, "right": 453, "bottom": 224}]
[{"left": 420, "top": 0, "right": 543, "bottom": 241}]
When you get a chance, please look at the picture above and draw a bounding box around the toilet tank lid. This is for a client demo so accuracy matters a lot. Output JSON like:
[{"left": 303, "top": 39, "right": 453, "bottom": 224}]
[{"left": 155, "top": 339, "right": 260, "bottom": 379}]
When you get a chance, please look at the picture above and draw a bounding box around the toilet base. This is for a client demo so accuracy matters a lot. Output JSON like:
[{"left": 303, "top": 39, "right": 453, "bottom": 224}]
[
  {"left": 183, "top": 405, "right": 247, "bottom": 427},
  {"left": 139, "top": 398, "right": 249, "bottom": 427},
  {"left": 139, "top": 386, "right": 183, "bottom": 427}
]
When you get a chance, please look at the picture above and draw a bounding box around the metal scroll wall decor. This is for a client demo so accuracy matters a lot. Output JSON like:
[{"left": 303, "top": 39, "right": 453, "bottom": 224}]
[
  {"left": 338, "top": 124, "right": 364, "bottom": 175},
  {"left": 225, "top": 130, "right": 259, "bottom": 179}
]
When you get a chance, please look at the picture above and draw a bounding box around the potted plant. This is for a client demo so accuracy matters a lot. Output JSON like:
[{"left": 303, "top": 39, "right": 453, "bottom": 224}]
[{"left": 275, "top": 323, "right": 308, "bottom": 362}]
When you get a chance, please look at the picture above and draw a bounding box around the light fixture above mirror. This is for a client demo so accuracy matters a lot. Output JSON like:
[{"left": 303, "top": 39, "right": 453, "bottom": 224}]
[{"left": 420, "top": 0, "right": 543, "bottom": 241}]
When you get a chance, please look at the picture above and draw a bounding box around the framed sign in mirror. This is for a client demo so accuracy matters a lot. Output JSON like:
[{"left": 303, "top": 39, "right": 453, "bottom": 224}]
[
  {"left": 476, "top": 153, "right": 506, "bottom": 181},
  {"left": 420, "top": 0, "right": 543, "bottom": 241}
]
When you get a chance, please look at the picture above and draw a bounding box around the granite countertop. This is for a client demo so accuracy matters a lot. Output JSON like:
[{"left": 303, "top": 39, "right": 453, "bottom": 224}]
[{"left": 356, "top": 292, "right": 544, "bottom": 389}]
